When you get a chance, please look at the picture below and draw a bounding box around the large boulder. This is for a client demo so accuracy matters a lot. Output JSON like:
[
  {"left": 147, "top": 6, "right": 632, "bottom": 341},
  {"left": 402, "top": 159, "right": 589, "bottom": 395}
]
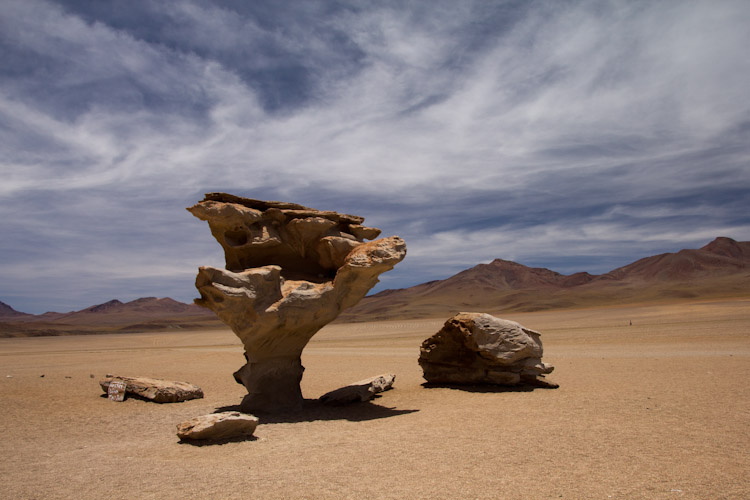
[
  {"left": 188, "top": 193, "right": 406, "bottom": 413},
  {"left": 418, "top": 313, "right": 557, "bottom": 388},
  {"left": 99, "top": 375, "right": 204, "bottom": 402},
  {"left": 177, "top": 412, "right": 259, "bottom": 441}
]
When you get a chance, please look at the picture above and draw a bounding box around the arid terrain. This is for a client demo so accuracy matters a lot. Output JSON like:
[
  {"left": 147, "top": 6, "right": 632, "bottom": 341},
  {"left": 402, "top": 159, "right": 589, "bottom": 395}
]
[
  {"left": 2, "top": 237, "right": 747, "bottom": 336},
  {"left": 1, "top": 298, "right": 748, "bottom": 499},
  {"left": 340, "top": 237, "right": 750, "bottom": 321}
]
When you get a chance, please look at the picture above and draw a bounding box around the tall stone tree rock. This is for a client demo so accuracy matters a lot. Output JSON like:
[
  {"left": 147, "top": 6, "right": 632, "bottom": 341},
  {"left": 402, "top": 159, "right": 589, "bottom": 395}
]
[{"left": 188, "top": 193, "right": 406, "bottom": 413}]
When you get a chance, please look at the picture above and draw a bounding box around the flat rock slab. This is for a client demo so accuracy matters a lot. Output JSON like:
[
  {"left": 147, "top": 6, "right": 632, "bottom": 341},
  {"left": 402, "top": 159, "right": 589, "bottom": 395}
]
[
  {"left": 177, "top": 412, "right": 259, "bottom": 441},
  {"left": 100, "top": 376, "right": 203, "bottom": 403},
  {"left": 320, "top": 374, "right": 396, "bottom": 405}
]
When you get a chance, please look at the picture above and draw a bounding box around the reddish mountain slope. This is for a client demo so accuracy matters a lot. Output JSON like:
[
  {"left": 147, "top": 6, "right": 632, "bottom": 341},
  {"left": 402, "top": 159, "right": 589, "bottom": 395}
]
[
  {"left": 3, "top": 237, "right": 748, "bottom": 333},
  {"left": 423, "top": 259, "right": 596, "bottom": 292},
  {"left": 339, "top": 237, "right": 750, "bottom": 321},
  {"left": 57, "top": 297, "right": 209, "bottom": 324},
  {"left": 0, "top": 301, "right": 32, "bottom": 319},
  {"left": 0, "top": 297, "right": 218, "bottom": 337},
  {"left": 604, "top": 237, "right": 748, "bottom": 281}
]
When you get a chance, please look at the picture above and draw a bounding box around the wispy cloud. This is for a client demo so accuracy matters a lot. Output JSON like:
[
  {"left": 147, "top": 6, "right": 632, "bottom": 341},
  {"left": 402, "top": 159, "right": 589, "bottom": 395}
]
[{"left": 1, "top": 0, "right": 749, "bottom": 312}]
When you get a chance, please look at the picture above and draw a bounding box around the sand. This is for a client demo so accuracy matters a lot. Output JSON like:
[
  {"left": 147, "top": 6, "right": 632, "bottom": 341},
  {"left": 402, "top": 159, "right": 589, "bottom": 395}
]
[{"left": 1, "top": 298, "right": 748, "bottom": 499}]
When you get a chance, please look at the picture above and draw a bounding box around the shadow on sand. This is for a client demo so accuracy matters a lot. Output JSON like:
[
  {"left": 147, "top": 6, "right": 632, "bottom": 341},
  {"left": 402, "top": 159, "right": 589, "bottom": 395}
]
[
  {"left": 213, "top": 396, "right": 419, "bottom": 424},
  {"left": 421, "top": 382, "right": 557, "bottom": 393},
  {"left": 177, "top": 435, "right": 259, "bottom": 447}
]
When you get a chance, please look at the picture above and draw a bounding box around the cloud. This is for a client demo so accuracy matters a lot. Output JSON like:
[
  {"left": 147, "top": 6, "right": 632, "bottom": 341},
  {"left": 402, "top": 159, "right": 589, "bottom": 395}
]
[{"left": 1, "top": 0, "right": 749, "bottom": 312}]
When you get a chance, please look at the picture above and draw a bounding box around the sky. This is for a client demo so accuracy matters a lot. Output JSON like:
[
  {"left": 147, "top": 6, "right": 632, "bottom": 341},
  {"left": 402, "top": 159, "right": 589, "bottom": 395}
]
[{"left": 1, "top": 0, "right": 749, "bottom": 314}]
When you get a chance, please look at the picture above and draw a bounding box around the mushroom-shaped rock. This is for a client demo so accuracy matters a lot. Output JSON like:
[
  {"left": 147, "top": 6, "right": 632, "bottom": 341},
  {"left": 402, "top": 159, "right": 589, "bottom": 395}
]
[
  {"left": 419, "top": 313, "right": 557, "bottom": 388},
  {"left": 189, "top": 193, "right": 406, "bottom": 413}
]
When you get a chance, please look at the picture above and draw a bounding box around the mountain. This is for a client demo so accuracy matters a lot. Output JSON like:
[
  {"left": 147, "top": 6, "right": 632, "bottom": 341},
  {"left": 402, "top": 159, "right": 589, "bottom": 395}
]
[
  {"left": 0, "top": 300, "right": 32, "bottom": 319},
  {"left": 604, "top": 237, "right": 749, "bottom": 281},
  {"left": 3, "top": 237, "right": 748, "bottom": 334},
  {"left": 56, "top": 297, "right": 210, "bottom": 325},
  {"left": 338, "top": 237, "right": 750, "bottom": 321},
  {"left": 0, "top": 297, "right": 219, "bottom": 337}
]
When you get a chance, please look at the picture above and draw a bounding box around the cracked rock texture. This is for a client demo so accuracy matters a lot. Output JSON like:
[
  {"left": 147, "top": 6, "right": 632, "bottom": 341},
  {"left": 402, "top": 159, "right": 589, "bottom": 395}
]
[
  {"left": 188, "top": 193, "right": 406, "bottom": 412},
  {"left": 419, "top": 312, "right": 557, "bottom": 388}
]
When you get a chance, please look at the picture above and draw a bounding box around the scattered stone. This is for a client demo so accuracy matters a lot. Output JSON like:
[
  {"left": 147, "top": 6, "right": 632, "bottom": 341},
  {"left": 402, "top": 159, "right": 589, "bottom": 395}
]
[
  {"left": 320, "top": 374, "right": 396, "bottom": 405},
  {"left": 6, "top": 375, "right": 12, "bottom": 378},
  {"left": 176, "top": 412, "right": 259, "bottom": 441},
  {"left": 189, "top": 193, "right": 406, "bottom": 413},
  {"left": 107, "top": 378, "right": 127, "bottom": 402},
  {"left": 40, "top": 374, "right": 45, "bottom": 378},
  {"left": 419, "top": 312, "right": 557, "bottom": 388},
  {"left": 100, "top": 375, "right": 204, "bottom": 403},
  {"left": 89, "top": 374, "right": 95, "bottom": 378}
]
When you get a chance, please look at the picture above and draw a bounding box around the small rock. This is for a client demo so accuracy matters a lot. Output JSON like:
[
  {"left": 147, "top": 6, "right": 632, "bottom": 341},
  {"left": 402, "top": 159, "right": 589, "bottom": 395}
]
[
  {"left": 89, "top": 374, "right": 95, "bottom": 379},
  {"left": 6, "top": 375, "right": 12, "bottom": 378},
  {"left": 320, "top": 374, "right": 396, "bottom": 405},
  {"left": 100, "top": 375, "right": 203, "bottom": 403},
  {"left": 107, "top": 378, "right": 127, "bottom": 401},
  {"left": 177, "top": 412, "right": 259, "bottom": 441},
  {"left": 40, "top": 374, "right": 45, "bottom": 378}
]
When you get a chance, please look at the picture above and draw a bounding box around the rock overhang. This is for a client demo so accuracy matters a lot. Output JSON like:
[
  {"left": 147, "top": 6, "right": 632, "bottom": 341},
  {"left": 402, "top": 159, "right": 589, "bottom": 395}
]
[{"left": 188, "top": 192, "right": 382, "bottom": 283}]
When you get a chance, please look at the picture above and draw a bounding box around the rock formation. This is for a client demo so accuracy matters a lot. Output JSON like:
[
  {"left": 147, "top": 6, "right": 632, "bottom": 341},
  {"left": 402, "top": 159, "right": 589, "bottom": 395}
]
[
  {"left": 188, "top": 193, "right": 406, "bottom": 413},
  {"left": 99, "top": 375, "right": 204, "bottom": 402},
  {"left": 418, "top": 313, "right": 557, "bottom": 388},
  {"left": 176, "top": 412, "right": 259, "bottom": 441},
  {"left": 319, "top": 373, "right": 396, "bottom": 405}
]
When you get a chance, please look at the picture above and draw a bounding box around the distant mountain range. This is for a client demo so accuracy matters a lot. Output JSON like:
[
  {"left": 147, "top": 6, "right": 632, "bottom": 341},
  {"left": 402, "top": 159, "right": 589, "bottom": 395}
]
[
  {"left": 337, "top": 236, "right": 750, "bottom": 321},
  {"left": 0, "top": 297, "right": 217, "bottom": 337},
  {"left": 2, "top": 237, "right": 748, "bottom": 336}
]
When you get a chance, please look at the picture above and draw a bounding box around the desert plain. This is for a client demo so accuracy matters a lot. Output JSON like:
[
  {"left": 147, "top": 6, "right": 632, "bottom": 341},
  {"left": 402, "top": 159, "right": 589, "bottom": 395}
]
[{"left": 1, "top": 298, "right": 748, "bottom": 499}]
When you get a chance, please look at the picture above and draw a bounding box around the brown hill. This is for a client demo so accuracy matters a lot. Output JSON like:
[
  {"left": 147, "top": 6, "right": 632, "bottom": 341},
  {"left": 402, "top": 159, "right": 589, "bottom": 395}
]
[
  {"left": 338, "top": 237, "right": 750, "bottom": 321},
  {"left": 3, "top": 237, "right": 748, "bottom": 334},
  {"left": 604, "top": 237, "right": 749, "bottom": 281},
  {"left": 0, "top": 297, "right": 218, "bottom": 337},
  {"left": 56, "top": 297, "right": 209, "bottom": 325},
  {"left": 0, "top": 300, "right": 32, "bottom": 319}
]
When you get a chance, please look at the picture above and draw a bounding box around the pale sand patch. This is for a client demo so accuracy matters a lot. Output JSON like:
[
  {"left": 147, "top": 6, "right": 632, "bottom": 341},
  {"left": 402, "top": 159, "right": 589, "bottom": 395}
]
[{"left": 0, "top": 299, "right": 748, "bottom": 499}]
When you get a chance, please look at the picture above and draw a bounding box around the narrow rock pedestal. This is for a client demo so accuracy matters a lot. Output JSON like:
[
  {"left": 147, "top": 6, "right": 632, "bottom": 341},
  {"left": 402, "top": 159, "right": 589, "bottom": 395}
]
[{"left": 232, "top": 356, "right": 305, "bottom": 412}]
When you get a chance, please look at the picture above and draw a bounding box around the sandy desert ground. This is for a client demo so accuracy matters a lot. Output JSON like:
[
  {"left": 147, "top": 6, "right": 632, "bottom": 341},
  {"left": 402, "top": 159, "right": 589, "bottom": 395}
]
[{"left": 1, "top": 298, "right": 748, "bottom": 499}]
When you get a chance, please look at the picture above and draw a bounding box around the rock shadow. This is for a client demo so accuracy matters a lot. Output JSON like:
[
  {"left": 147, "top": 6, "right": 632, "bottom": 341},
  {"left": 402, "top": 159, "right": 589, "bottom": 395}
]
[
  {"left": 98, "top": 393, "right": 195, "bottom": 403},
  {"left": 177, "top": 435, "right": 259, "bottom": 447},
  {"left": 213, "top": 397, "right": 419, "bottom": 424},
  {"left": 421, "top": 382, "right": 557, "bottom": 393}
]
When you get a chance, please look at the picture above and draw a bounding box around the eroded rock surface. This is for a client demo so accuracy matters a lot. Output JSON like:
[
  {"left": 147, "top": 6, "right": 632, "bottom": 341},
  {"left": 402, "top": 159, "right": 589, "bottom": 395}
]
[
  {"left": 419, "top": 313, "right": 557, "bottom": 388},
  {"left": 176, "top": 412, "right": 259, "bottom": 441},
  {"left": 99, "top": 376, "right": 204, "bottom": 402},
  {"left": 319, "top": 373, "right": 396, "bottom": 405},
  {"left": 189, "top": 193, "right": 406, "bottom": 413}
]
